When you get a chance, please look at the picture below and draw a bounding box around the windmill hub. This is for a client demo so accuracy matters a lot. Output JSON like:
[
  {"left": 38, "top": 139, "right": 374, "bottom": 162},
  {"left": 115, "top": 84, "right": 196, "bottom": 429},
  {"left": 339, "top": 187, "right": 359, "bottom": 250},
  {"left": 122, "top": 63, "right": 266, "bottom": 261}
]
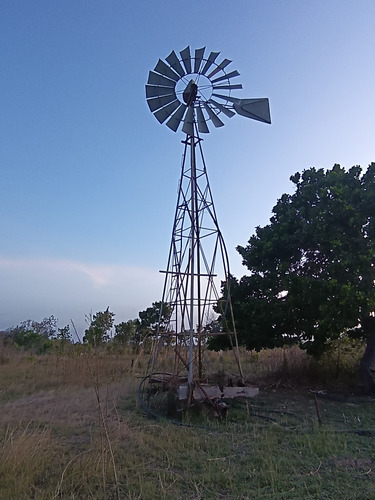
[
  {"left": 175, "top": 74, "right": 212, "bottom": 105},
  {"left": 182, "top": 80, "right": 198, "bottom": 106}
]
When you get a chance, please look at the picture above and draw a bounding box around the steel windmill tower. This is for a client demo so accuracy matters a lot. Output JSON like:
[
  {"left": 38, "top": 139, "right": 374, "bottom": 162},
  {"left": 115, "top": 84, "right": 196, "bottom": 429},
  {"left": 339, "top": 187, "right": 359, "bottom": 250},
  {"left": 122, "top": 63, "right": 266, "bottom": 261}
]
[{"left": 140, "top": 46, "right": 271, "bottom": 416}]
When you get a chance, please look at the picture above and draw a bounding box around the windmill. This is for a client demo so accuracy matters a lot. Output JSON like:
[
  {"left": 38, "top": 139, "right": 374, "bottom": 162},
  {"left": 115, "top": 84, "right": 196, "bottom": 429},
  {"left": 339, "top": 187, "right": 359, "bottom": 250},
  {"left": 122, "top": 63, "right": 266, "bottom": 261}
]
[{"left": 138, "top": 46, "right": 271, "bottom": 419}]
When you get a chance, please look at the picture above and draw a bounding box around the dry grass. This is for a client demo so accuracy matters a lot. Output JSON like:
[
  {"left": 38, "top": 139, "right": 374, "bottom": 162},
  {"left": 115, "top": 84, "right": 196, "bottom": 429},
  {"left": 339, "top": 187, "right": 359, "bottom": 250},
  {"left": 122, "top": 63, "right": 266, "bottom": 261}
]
[
  {"left": 0, "top": 348, "right": 136, "bottom": 400},
  {"left": 0, "top": 341, "right": 372, "bottom": 499},
  {"left": 203, "top": 343, "right": 364, "bottom": 390},
  {"left": 0, "top": 424, "right": 54, "bottom": 497},
  {"left": 0, "top": 344, "right": 139, "bottom": 499}
]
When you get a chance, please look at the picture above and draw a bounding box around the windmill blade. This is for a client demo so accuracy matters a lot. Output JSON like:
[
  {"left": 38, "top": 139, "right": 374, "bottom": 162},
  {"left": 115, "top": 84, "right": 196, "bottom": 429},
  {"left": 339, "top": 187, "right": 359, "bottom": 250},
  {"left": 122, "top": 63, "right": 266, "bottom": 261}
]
[
  {"left": 212, "top": 83, "right": 243, "bottom": 91},
  {"left": 212, "top": 92, "right": 236, "bottom": 102},
  {"left": 196, "top": 105, "right": 210, "bottom": 133},
  {"left": 182, "top": 106, "right": 195, "bottom": 136},
  {"left": 166, "top": 50, "right": 186, "bottom": 77},
  {"left": 154, "top": 100, "right": 181, "bottom": 123},
  {"left": 233, "top": 98, "right": 271, "bottom": 124},
  {"left": 194, "top": 47, "right": 205, "bottom": 73},
  {"left": 211, "top": 70, "right": 240, "bottom": 84},
  {"left": 147, "top": 71, "right": 176, "bottom": 87},
  {"left": 207, "top": 59, "right": 232, "bottom": 79},
  {"left": 208, "top": 99, "right": 235, "bottom": 118},
  {"left": 147, "top": 94, "right": 178, "bottom": 113},
  {"left": 166, "top": 104, "right": 187, "bottom": 132},
  {"left": 201, "top": 51, "right": 220, "bottom": 75},
  {"left": 180, "top": 46, "right": 192, "bottom": 74},
  {"left": 203, "top": 102, "right": 225, "bottom": 128},
  {"left": 154, "top": 59, "right": 180, "bottom": 81},
  {"left": 215, "top": 95, "right": 241, "bottom": 104},
  {"left": 146, "top": 85, "right": 176, "bottom": 98}
]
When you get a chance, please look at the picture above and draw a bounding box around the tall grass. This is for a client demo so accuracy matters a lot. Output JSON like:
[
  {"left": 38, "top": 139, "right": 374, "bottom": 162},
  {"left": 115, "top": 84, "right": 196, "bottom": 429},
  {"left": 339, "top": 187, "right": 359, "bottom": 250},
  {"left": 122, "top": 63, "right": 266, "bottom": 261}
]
[
  {"left": 0, "top": 349, "right": 136, "bottom": 403},
  {"left": 0, "top": 341, "right": 371, "bottom": 499},
  {"left": 0, "top": 424, "right": 54, "bottom": 498},
  {"left": 203, "top": 343, "right": 364, "bottom": 390}
]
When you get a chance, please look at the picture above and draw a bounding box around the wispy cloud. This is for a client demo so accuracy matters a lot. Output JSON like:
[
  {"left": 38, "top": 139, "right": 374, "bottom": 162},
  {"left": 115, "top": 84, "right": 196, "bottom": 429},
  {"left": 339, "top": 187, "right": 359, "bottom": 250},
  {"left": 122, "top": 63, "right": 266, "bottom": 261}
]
[
  {"left": 0, "top": 255, "right": 163, "bottom": 330},
  {"left": 0, "top": 255, "right": 140, "bottom": 287}
]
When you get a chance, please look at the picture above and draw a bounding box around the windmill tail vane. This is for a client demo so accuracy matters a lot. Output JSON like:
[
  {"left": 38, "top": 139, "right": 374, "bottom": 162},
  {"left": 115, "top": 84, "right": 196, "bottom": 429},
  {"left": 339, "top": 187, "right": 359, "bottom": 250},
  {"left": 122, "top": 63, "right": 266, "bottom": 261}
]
[{"left": 139, "top": 46, "right": 270, "bottom": 421}]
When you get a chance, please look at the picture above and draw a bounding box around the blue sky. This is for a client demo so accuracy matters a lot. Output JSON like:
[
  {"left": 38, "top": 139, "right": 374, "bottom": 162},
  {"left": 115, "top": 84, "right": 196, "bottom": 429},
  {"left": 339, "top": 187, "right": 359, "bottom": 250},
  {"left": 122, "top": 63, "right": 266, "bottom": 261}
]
[{"left": 1, "top": 0, "right": 374, "bottom": 332}]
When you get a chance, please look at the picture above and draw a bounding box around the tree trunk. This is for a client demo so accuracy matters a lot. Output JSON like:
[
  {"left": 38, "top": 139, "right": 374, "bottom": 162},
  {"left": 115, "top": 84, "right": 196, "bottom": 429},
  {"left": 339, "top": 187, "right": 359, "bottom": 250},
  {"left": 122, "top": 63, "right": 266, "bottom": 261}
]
[{"left": 359, "top": 316, "right": 375, "bottom": 394}]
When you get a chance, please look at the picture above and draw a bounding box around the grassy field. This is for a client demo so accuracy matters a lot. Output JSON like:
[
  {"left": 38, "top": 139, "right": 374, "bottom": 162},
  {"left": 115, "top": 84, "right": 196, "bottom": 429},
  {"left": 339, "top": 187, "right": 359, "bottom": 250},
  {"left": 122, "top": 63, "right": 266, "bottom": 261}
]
[{"left": 1, "top": 342, "right": 375, "bottom": 499}]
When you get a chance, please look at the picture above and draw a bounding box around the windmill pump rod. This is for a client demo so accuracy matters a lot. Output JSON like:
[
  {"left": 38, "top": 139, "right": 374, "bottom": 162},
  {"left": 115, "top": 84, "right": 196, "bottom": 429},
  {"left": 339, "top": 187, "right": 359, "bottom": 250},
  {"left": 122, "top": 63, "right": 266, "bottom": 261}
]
[{"left": 188, "top": 130, "right": 197, "bottom": 387}]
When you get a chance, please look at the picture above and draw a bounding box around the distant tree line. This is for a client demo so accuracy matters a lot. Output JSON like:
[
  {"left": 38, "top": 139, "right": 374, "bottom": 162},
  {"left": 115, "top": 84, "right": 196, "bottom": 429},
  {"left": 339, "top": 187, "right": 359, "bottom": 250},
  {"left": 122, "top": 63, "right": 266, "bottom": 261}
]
[
  {"left": 3, "top": 315, "right": 72, "bottom": 354},
  {"left": 3, "top": 301, "right": 171, "bottom": 354}
]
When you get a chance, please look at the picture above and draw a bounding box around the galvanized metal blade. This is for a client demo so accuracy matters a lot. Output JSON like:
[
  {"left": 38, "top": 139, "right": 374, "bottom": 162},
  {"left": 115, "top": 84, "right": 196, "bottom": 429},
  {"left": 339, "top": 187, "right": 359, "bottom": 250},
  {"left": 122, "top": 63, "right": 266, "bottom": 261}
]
[
  {"left": 145, "top": 84, "right": 176, "bottom": 98},
  {"left": 212, "top": 92, "right": 236, "bottom": 102},
  {"left": 154, "top": 59, "right": 180, "bottom": 81},
  {"left": 180, "top": 46, "right": 192, "bottom": 74},
  {"left": 194, "top": 47, "right": 205, "bottom": 73},
  {"left": 147, "top": 71, "right": 176, "bottom": 87},
  {"left": 166, "top": 104, "right": 187, "bottom": 132},
  {"left": 208, "top": 98, "right": 235, "bottom": 118},
  {"left": 154, "top": 100, "right": 180, "bottom": 123},
  {"left": 212, "top": 83, "right": 243, "bottom": 91},
  {"left": 196, "top": 105, "right": 209, "bottom": 133},
  {"left": 166, "top": 50, "right": 186, "bottom": 77},
  {"left": 201, "top": 51, "right": 220, "bottom": 75},
  {"left": 211, "top": 70, "right": 240, "bottom": 84},
  {"left": 147, "top": 94, "right": 178, "bottom": 113},
  {"left": 207, "top": 59, "right": 232, "bottom": 79},
  {"left": 203, "top": 102, "right": 225, "bottom": 128}
]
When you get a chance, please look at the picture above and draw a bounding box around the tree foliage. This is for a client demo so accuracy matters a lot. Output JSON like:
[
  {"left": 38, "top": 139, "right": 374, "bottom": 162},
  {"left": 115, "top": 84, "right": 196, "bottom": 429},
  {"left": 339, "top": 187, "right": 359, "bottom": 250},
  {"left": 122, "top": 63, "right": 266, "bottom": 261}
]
[
  {"left": 111, "top": 302, "right": 172, "bottom": 350},
  {"left": 56, "top": 324, "right": 72, "bottom": 342},
  {"left": 83, "top": 308, "right": 115, "bottom": 346},
  {"left": 113, "top": 319, "right": 140, "bottom": 346},
  {"left": 211, "top": 164, "right": 375, "bottom": 390},
  {"left": 139, "top": 301, "right": 171, "bottom": 333},
  {"left": 5, "top": 315, "right": 58, "bottom": 353}
]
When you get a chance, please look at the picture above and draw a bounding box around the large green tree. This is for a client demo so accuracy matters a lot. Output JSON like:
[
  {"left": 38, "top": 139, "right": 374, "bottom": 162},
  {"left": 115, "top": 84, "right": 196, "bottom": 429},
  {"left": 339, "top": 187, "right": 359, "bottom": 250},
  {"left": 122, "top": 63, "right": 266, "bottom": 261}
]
[{"left": 213, "top": 164, "right": 375, "bottom": 392}]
